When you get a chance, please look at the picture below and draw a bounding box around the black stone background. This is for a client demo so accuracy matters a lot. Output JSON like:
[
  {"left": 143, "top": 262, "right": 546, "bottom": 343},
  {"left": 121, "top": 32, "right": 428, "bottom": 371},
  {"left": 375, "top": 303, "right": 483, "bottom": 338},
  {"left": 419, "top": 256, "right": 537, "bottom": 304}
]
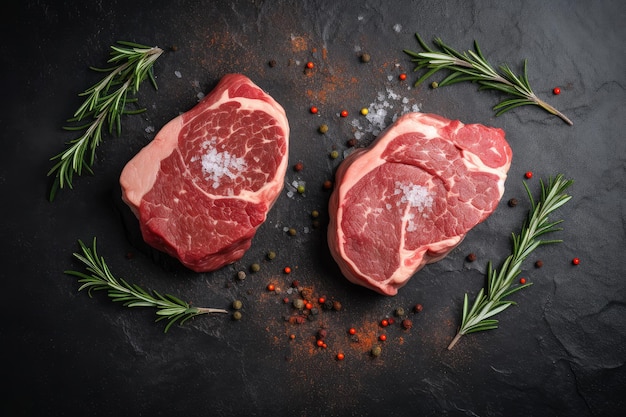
[{"left": 2, "top": 1, "right": 625, "bottom": 416}]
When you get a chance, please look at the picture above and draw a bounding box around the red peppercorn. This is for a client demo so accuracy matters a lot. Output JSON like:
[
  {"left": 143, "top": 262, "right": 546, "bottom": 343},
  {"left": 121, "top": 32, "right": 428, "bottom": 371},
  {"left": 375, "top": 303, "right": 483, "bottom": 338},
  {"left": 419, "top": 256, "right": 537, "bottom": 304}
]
[
  {"left": 294, "top": 162, "right": 304, "bottom": 172},
  {"left": 323, "top": 180, "right": 333, "bottom": 190},
  {"left": 572, "top": 257, "right": 580, "bottom": 265},
  {"left": 348, "top": 327, "right": 356, "bottom": 335},
  {"left": 305, "top": 302, "right": 313, "bottom": 310},
  {"left": 401, "top": 319, "right": 413, "bottom": 330},
  {"left": 399, "top": 73, "right": 407, "bottom": 80},
  {"left": 340, "top": 110, "right": 348, "bottom": 117},
  {"left": 267, "top": 283, "right": 275, "bottom": 291},
  {"left": 380, "top": 319, "right": 389, "bottom": 327},
  {"left": 379, "top": 334, "right": 387, "bottom": 341},
  {"left": 284, "top": 266, "right": 292, "bottom": 274},
  {"left": 318, "top": 297, "right": 326, "bottom": 304},
  {"left": 310, "top": 106, "right": 318, "bottom": 114},
  {"left": 520, "top": 278, "right": 526, "bottom": 285},
  {"left": 553, "top": 87, "right": 561, "bottom": 95},
  {"left": 414, "top": 304, "right": 423, "bottom": 313},
  {"left": 336, "top": 352, "right": 345, "bottom": 360},
  {"left": 387, "top": 317, "right": 395, "bottom": 325},
  {"left": 525, "top": 171, "right": 533, "bottom": 179},
  {"left": 306, "top": 61, "right": 314, "bottom": 69},
  {"left": 316, "top": 339, "right": 324, "bottom": 347}
]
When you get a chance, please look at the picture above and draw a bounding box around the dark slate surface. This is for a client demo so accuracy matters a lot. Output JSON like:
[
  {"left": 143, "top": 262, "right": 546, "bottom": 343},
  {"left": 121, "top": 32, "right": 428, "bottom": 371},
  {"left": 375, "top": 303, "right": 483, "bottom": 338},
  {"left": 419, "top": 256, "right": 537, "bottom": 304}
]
[{"left": 3, "top": 1, "right": 625, "bottom": 416}]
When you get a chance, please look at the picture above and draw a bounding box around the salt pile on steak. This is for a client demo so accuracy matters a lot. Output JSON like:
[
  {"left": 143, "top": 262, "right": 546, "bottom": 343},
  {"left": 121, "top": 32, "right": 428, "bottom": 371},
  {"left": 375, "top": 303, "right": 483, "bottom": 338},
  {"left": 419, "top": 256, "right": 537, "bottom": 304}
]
[
  {"left": 120, "top": 74, "right": 289, "bottom": 272},
  {"left": 328, "top": 112, "right": 512, "bottom": 296}
]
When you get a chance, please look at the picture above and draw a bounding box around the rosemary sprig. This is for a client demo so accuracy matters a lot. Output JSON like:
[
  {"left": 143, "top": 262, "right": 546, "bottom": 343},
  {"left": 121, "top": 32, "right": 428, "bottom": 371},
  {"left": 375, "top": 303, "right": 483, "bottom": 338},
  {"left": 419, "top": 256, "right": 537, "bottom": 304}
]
[
  {"left": 48, "top": 41, "right": 163, "bottom": 201},
  {"left": 66, "top": 238, "right": 228, "bottom": 332},
  {"left": 404, "top": 34, "right": 573, "bottom": 126},
  {"left": 447, "top": 174, "right": 573, "bottom": 350}
]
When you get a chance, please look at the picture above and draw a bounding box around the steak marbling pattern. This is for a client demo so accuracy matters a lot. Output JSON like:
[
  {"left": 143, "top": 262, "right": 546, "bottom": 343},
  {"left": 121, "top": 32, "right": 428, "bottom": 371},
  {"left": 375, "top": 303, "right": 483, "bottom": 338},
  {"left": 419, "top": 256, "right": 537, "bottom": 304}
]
[
  {"left": 328, "top": 112, "right": 512, "bottom": 295},
  {"left": 120, "top": 74, "right": 289, "bottom": 272}
]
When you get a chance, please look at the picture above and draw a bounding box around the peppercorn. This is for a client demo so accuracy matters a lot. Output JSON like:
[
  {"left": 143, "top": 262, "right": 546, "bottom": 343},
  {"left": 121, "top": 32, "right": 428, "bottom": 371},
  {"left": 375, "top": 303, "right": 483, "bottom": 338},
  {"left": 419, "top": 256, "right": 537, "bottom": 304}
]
[
  {"left": 323, "top": 180, "right": 333, "bottom": 189},
  {"left": 329, "top": 150, "right": 339, "bottom": 159},
  {"left": 336, "top": 352, "right": 345, "bottom": 361},
  {"left": 310, "top": 106, "right": 318, "bottom": 114},
  {"left": 535, "top": 260, "right": 543, "bottom": 268},
  {"left": 268, "top": 59, "right": 276, "bottom": 67},
  {"left": 324, "top": 300, "right": 334, "bottom": 310},
  {"left": 317, "top": 328, "right": 327, "bottom": 340},
  {"left": 371, "top": 346, "right": 382, "bottom": 357},
  {"left": 236, "top": 270, "right": 246, "bottom": 280},
  {"left": 232, "top": 300, "right": 243, "bottom": 310},
  {"left": 519, "top": 278, "right": 527, "bottom": 285},
  {"left": 347, "top": 138, "right": 357, "bottom": 147},
  {"left": 466, "top": 253, "right": 477, "bottom": 262},
  {"left": 360, "top": 53, "right": 371, "bottom": 63},
  {"left": 301, "top": 288, "right": 313, "bottom": 300},
  {"left": 318, "top": 296, "right": 326, "bottom": 304},
  {"left": 305, "top": 302, "right": 313, "bottom": 310},
  {"left": 525, "top": 171, "right": 533, "bottom": 179},
  {"left": 399, "top": 73, "right": 407, "bottom": 81},
  {"left": 291, "top": 279, "right": 299, "bottom": 288},
  {"left": 360, "top": 107, "right": 369, "bottom": 115},
  {"left": 284, "top": 266, "right": 292, "bottom": 274},
  {"left": 553, "top": 87, "right": 561, "bottom": 95},
  {"left": 232, "top": 311, "right": 242, "bottom": 320},
  {"left": 414, "top": 303, "right": 423, "bottom": 313},
  {"left": 288, "top": 228, "right": 297, "bottom": 236},
  {"left": 306, "top": 61, "right": 314, "bottom": 69},
  {"left": 250, "top": 263, "right": 260, "bottom": 273},
  {"left": 289, "top": 334, "right": 296, "bottom": 340},
  {"left": 572, "top": 257, "right": 580, "bottom": 265},
  {"left": 401, "top": 319, "right": 413, "bottom": 330},
  {"left": 319, "top": 124, "right": 329, "bottom": 134},
  {"left": 379, "top": 334, "right": 387, "bottom": 341},
  {"left": 340, "top": 110, "right": 348, "bottom": 117},
  {"left": 312, "top": 220, "right": 320, "bottom": 229},
  {"left": 267, "top": 283, "right": 275, "bottom": 291},
  {"left": 311, "top": 210, "right": 320, "bottom": 218},
  {"left": 293, "top": 299, "right": 304, "bottom": 309},
  {"left": 348, "top": 327, "right": 357, "bottom": 335},
  {"left": 508, "top": 198, "right": 518, "bottom": 207},
  {"left": 294, "top": 162, "right": 304, "bottom": 171},
  {"left": 431, "top": 81, "right": 439, "bottom": 88},
  {"left": 316, "top": 339, "right": 324, "bottom": 347},
  {"left": 395, "top": 307, "right": 405, "bottom": 317},
  {"left": 332, "top": 300, "right": 342, "bottom": 311},
  {"left": 297, "top": 185, "right": 305, "bottom": 194},
  {"left": 380, "top": 319, "right": 389, "bottom": 327}
]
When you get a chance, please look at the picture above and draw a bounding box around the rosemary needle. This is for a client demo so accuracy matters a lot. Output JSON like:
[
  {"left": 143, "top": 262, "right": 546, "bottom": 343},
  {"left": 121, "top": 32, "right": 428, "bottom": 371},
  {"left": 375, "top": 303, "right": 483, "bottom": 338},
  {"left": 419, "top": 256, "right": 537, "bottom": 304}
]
[
  {"left": 404, "top": 34, "right": 573, "bottom": 126},
  {"left": 48, "top": 41, "right": 163, "bottom": 201},
  {"left": 447, "top": 174, "right": 573, "bottom": 350},
  {"left": 66, "top": 238, "right": 228, "bottom": 333}
]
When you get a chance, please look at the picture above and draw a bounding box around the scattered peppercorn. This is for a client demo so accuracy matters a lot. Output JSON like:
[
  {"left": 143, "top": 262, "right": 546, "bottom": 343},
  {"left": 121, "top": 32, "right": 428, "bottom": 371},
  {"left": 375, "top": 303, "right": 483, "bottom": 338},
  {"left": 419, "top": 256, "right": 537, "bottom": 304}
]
[
  {"left": 318, "top": 296, "right": 326, "bottom": 304},
  {"left": 293, "top": 299, "right": 304, "bottom": 309},
  {"left": 289, "top": 333, "right": 296, "bottom": 340},
  {"left": 268, "top": 59, "right": 276, "bottom": 68},
  {"left": 379, "top": 334, "right": 387, "bottom": 341},
  {"left": 267, "top": 283, "right": 275, "bottom": 291},
  {"left": 232, "top": 300, "right": 243, "bottom": 310},
  {"left": 380, "top": 319, "right": 389, "bottom": 327},
  {"left": 466, "top": 253, "right": 477, "bottom": 262},
  {"left": 317, "top": 328, "right": 327, "bottom": 340},
  {"left": 250, "top": 263, "right": 260, "bottom": 273},
  {"left": 324, "top": 300, "right": 334, "bottom": 310},
  {"left": 395, "top": 307, "right": 405, "bottom": 317},
  {"left": 284, "top": 266, "right": 292, "bottom": 274},
  {"left": 360, "top": 107, "right": 369, "bottom": 115},
  {"left": 232, "top": 311, "right": 242, "bottom": 320},
  {"left": 323, "top": 180, "right": 333, "bottom": 190},
  {"left": 288, "top": 228, "right": 297, "bottom": 236},
  {"left": 414, "top": 303, "right": 423, "bottom": 313},
  {"left": 340, "top": 110, "right": 348, "bottom": 117},
  {"left": 508, "top": 198, "right": 519, "bottom": 207},
  {"left": 360, "top": 53, "right": 371, "bottom": 63},
  {"left": 553, "top": 87, "right": 561, "bottom": 95},
  {"left": 237, "top": 270, "right": 246, "bottom": 280},
  {"left": 525, "top": 171, "right": 533, "bottom": 179},
  {"left": 431, "top": 81, "right": 439, "bottom": 88},
  {"left": 399, "top": 73, "right": 407, "bottom": 80},
  {"left": 572, "top": 257, "right": 580, "bottom": 265},
  {"left": 329, "top": 150, "right": 339, "bottom": 159},
  {"left": 519, "top": 278, "right": 527, "bottom": 285},
  {"left": 371, "top": 346, "right": 382, "bottom": 357},
  {"left": 347, "top": 138, "right": 357, "bottom": 147},
  {"left": 311, "top": 210, "right": 320, "bottom": 218},
  {"left": 306, "top": 61, "right": 314, "bottom": 69},
  {"left": 297, "top": 185, "right": 305, "bottom": 194},
  {"left": 310, "top": 106, "right": 318, "bottom": 114},
  {"left": 316, "top": 339, "right": 324, "bottom": 347},
  {"left": 348, "top": 327, "right": 357, "bottom": 335},
  {"left": 319, "top": 124, "right": 329, "bottom": 134},
  {"left": 305, "top": 302, "right": 313, "bottom": 310},
  {"left": 387, "top": 317, "right": 395, "bottom": 325},
  {"left": 294, "top": 162, "right": 304, "bottom": 172},
  {"left": 535, "top": 260, "right": 543, "bottom": 268},
  {"left": 401, "top": 319, "right": 413, "bottom": 330},
  {"left": 336, "top": 352, "right": 345, "bottom": 361},
  {"left": 332, "top": 300, "right": 342, "bottom": 311}
]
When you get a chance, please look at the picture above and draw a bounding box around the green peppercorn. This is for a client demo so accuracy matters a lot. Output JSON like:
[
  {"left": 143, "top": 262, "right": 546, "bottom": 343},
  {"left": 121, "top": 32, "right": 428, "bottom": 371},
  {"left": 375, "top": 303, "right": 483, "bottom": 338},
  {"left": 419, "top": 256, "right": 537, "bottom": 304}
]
[
  {"left": 232, "top": 300, "right": 243, "bottom": 310},
  {"left": 293, "top": 299, "right": 304, "bottom": 309},
  {"left": 330, "top": 150, "right": 339, "bottom": 159},
  {"left": 232, "top": 311, "right": 242, "bottom": 320},
  {"left": 371, "top": 345, "right": 382, "bottom": 357},
  {"left": 297, "top": 185, "right": 305, "bottom": 194},
  {"left": 237, "top": 270, "right": 246, "bottom": 280},
  {"left": 311, "top": 210, "right": 319, "bottom": 218},
  {"left": 319, "top": 124, "right": 329, "bottom": 134},
  {"left": 267, "top": 251, "right": 276, "bottom": 260},
  {"left": 394, "top": 307, "right": 405, "bottom": 317},
  {"left": 288, "top": 228, "right": 297, "bottom": 236},
  {"left": 431, "top": 81, "right": 439, "bottom": 89},
  {"left": 250, "top": 263, "right": 260, "bottom": 273}
]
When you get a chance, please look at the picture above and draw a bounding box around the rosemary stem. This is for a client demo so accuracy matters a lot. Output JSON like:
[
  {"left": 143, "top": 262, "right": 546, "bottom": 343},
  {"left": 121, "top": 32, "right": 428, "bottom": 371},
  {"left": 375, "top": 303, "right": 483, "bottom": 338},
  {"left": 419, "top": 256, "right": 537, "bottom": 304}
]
[
  {"left": 532, "top": 94, "right": 574, "bottom": 125},
  {"left": 448, "top": 331, "right": 463, "bottom": 350}
]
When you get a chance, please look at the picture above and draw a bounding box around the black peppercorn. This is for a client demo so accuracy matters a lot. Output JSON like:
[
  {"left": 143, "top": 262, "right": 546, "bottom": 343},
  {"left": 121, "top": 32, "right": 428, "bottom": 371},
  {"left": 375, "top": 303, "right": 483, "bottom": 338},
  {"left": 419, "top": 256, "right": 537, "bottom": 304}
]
[{"left": 508, "top": 198, "right": 518, "bottom": 207}]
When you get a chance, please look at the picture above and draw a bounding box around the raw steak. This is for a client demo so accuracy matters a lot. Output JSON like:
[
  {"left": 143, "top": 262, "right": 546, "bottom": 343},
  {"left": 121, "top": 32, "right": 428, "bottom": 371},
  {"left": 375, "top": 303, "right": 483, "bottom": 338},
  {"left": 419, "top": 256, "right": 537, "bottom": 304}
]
[
  {"left": 120, "top": 74, "right": 289, "bottom": 272},
  {"left": 328, "top": 112, "right": 512, "bottom": 296}
]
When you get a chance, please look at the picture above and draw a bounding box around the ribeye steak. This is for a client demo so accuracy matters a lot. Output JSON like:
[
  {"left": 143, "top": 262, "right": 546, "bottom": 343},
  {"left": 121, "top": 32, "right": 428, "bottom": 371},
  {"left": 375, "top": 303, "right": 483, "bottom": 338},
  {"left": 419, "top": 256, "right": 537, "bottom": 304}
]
[
  {"left": 120, "top": 74, "right": 289, "bottom": 272},
  {"left": 328, "top": 112, "right": 512, "bottom": 295}
]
